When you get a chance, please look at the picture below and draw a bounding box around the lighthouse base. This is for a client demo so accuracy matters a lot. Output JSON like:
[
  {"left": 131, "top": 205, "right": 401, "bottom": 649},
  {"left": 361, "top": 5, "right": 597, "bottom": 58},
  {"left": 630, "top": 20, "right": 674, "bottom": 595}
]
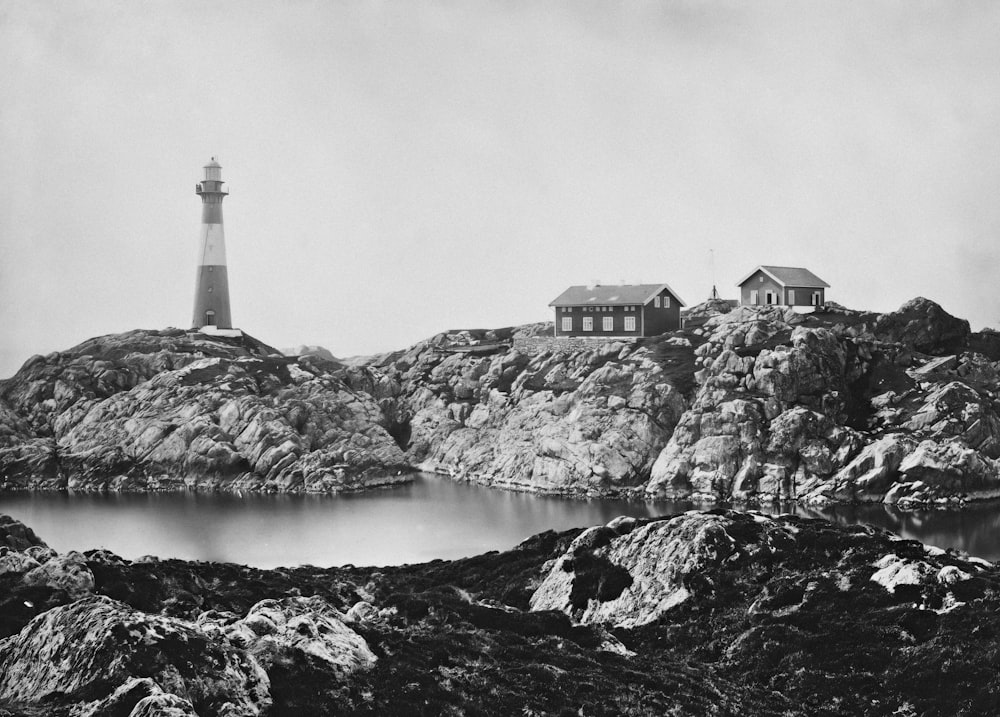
[{"left": 197, "top": 326, "right": 244, "bottom": 338}]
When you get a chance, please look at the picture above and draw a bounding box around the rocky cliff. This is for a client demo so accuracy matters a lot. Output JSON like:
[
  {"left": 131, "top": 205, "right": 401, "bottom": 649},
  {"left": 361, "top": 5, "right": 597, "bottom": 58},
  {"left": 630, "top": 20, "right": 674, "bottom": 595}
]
[
  {"left": 0, "top": 329, "right": 408, "bottom": 492},
  {"left": 2, "top": 512, "right": 1000, "bottom": 715},
  {"left": 3, "top": 298, "right": 1000, "bottom": 504},
  {"left": 345, "top": 324, "right": 690, "bottom": 495},
  {"left": 351, "top": 298, "right": 1000, "bottom": 505}
]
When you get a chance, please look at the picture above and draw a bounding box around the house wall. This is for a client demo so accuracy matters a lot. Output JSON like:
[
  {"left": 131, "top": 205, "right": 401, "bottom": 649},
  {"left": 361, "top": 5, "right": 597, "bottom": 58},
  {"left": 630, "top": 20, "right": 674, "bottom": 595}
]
[
  {"left": 782, "top": 286, "right": 825, "bottom": 306},
  {"left": 641, "top": 289, "right": 682, "bottom": 335},
  {"left": 553, "top": 289, "right": 682, "bottom": 337},
  {"left": 739, "top": 270, "right": 784, "bottom": 306},
  {"left": 553, "top": 304, "right": 643, "bottom": 337}
]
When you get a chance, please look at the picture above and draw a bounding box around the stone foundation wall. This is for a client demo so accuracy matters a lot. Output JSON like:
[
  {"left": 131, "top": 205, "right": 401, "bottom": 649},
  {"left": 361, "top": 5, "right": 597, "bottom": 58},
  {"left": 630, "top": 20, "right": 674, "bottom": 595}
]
[{"left": 512, "top": 336, "right": 637, "bottom": 355}]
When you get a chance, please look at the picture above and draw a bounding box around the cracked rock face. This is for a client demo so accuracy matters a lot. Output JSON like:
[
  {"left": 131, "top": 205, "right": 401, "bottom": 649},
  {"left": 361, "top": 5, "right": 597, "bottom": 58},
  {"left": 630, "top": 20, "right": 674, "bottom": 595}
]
[
  {"left": 530, "top": 511, "right": 999, "bottom": 629},
  {"left": 0, "top": 531, "right": 379, "bottom": 717},
  {"left": 646, "top": 299, "right": 1000, "bottom": 506},
  {"left": 3, "top": 296, "right": 1000, "bottom": 506},
  {"left": 341, "top": 297, "right": 1000, "bottom": 504},
  {"left": 0, "top": 329, "right": 409, "bottom": 492},
  {"left": 3, "top": 512, "right": 1000, "bottom": 715},
  {"left": 198, "top": 596, "right": 377, "bottom": 681},
  {"left": 349, "top": 325, "right": 688, "bottom": 494},
  {"left": 0, "top": 595, "right": 271, "bottom": 716}
]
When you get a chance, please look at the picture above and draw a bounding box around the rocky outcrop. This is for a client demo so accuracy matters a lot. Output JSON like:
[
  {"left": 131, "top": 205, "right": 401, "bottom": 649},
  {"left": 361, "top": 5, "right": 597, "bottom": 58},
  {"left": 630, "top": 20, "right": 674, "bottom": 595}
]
[
  {"left": 347, "top": 326, "right": 688, "bottom": 495},
  {"left": 0, "top": 513, "right": 47, "bottom": 551},
  {"left": 531, "top": 510, "right": 999, "bottom": 628},
  {"left": 0, "top": 515, "right": 381, "bottom": 716},
  {"left": 3, "top": 512, "right": 1000, "bottom": 715},
  {"left": 343, "top": 298, "right": 999, "bottom": 504},
  {"left": 0, "top": 595, "right": 271, "bottom": 715},
  {"left": 0, "top": 329, "right": 409, "bottom": 492},
  {"left": 282, "top": 344, "right": 341, "bottom": 364},
  {"left": 3, "top": 297, "right": 999, "bottom": 505},
  {"left": 873, "top": 296, "right": 971, "bottom": 353},
  {"left": 198, "top": 596, "right": 377, "bottom": 680},
  {"left": 644, "top": 299, "right": 1000, "bottom": 506}
]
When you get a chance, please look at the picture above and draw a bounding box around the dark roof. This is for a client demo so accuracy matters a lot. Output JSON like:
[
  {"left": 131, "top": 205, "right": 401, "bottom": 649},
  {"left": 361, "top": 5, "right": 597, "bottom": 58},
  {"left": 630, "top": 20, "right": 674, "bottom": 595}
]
[
  {"left": 549, "top": 283, "right": 686, "bottom": 307},
  {"left": 736, "top": 266, "right": 829, "bottom": 288}
]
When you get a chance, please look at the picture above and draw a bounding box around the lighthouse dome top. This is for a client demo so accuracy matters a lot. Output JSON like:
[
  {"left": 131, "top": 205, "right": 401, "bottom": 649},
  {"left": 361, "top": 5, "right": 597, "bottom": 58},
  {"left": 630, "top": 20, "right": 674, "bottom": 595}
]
[{"left": 202, "top": 158, "right": 223, "bottom": 182}]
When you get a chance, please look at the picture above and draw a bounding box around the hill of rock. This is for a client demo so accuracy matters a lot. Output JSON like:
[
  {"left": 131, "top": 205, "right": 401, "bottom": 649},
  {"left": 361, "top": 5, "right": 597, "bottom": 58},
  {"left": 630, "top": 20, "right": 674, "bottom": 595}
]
[
  {"left": 0, "top": 329, "right": 408, "bottom": 492},
  {"left": 3, "top": 298, "right": 1000, "bottom": 505},
  {"left": 2, "top": 511, "right": 999, "bottom": 715},
  {"left": 349, "top": 297, "right": 1000, "bottom": 506}
]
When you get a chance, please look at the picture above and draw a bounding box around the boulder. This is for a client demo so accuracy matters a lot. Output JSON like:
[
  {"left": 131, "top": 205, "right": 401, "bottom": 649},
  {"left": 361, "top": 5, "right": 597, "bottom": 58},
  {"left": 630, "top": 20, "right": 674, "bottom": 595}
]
[
  {"left": 21, "top": 550, "right": 95, "bottom": 599},
  {"left": 873, "top": 297, "right": 970, "bottom": 354},
  {"left": 0, "top": 514, "right": 48, "bottom": 551},
  {"left": 198, "top": 596, "right": 376, "bottom": 680},
  {"left": 530, "top": 513, "right": 752, "bottom": 627},
  {"left": 0, "top": 595, "right": 270, "bottom": 715}
]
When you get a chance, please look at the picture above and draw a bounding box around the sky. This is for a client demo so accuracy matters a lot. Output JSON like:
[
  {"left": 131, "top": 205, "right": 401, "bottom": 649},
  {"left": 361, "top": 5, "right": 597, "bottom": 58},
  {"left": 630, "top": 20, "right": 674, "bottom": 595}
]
[{"left": 2, "top": 0, "right": 1000, "bottom": 377}]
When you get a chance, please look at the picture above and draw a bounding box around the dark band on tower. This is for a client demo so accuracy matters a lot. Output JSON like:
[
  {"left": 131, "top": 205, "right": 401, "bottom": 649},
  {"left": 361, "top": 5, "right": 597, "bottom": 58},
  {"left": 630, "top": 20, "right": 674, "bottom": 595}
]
[{"left": 192, "top": 158, "right": 232, "bottom": 329}]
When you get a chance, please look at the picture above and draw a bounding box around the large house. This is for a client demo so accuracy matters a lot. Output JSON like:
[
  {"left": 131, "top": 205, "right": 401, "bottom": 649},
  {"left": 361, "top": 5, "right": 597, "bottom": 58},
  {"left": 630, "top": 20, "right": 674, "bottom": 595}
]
[
  {"left": 549, "top": 283, "right": 686, "bottom": 338},
  {"left": 736, "top": 266, "right": 829, "bottom": 308}
]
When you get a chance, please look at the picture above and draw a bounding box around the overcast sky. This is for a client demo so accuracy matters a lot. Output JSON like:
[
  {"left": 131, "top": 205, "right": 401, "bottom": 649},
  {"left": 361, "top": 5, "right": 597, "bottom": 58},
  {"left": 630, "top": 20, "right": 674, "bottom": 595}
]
[{"left": 2, "top": 1, "right": 999, "bottom": 377}]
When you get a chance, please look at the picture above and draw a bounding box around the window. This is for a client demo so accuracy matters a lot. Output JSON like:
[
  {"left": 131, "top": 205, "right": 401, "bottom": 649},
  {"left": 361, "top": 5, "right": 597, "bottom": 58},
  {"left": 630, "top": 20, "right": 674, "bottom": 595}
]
[
  {"left": 561, "top": 317, "right": 572, "bottom": 332},
  {"left": 603, "top": 316, "right": 613, "bottom": 331},
  {"left": 750, "top": 290, "right": 759, "bottom": 305},
  {"left": 788, "top": 289, "right": 796, "bottom": 304},
  {"left": 812, "top": 292, "right": 821, "bottom": 306},
  {"left": 663, "top": 296, "right": 670, "bottom": 308},
  {"left": 624, "top": 316, "right": 636, "bottom": 331},
  {"left": 653, "top": 296, "right": 660, "bottom": 308},
  {"left": 583, "top": 317, "right": 593, "bottom": 331},
  {"left": 765, "top": 291, "right": 777, "bottom": 305}
]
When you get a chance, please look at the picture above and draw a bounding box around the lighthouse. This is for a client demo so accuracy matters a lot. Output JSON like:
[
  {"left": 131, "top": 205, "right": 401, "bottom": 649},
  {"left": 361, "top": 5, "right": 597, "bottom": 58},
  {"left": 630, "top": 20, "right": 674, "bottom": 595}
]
[{"left": 192, "top": 158, "right": 233, "bottom": 329}]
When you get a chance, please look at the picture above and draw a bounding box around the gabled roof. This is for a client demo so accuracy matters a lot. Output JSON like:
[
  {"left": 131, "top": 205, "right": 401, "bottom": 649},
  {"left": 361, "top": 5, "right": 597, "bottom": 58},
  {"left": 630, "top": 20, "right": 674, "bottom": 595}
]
[
  {"left": 549, "top": 283, "right": 686, "bottom": 308},
  {"left": 736, "top": 265, "right": 829, "bottom": 288}
]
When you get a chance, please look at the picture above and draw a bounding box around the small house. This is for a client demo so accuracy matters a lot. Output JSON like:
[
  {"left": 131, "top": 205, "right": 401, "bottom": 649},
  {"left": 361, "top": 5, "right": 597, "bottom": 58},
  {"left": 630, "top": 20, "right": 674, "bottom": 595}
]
[
  {"left": 549, "top": 283, "right": 686, "bottom": 338},
  {"left": 736, "top": 266, "right": 829, "bottom": 308}
]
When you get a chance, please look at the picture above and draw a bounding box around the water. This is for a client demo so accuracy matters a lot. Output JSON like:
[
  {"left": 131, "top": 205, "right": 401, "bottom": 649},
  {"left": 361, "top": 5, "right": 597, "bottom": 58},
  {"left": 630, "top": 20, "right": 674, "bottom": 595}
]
[{"left": 1, "top": 473, "right": 998, "bottom": 568}]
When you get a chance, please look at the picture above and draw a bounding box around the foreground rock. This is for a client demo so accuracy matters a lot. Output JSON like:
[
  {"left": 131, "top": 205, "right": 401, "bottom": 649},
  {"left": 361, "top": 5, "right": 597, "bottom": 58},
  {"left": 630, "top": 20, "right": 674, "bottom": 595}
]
[
  {"left": 0, "top": 329, "right": 409, "bottom": 492},
  {"left": 2, "top": 512, "right": 1000, "bottom": 715},
  {"left": 0, "top": 596, "right": 270, "bottom": 715}
]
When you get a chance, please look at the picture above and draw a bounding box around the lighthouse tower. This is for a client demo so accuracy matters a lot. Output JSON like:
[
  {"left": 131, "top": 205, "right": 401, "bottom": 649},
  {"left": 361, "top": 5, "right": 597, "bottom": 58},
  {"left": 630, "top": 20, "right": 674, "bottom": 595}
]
[{"left": 192, "top": 158, "right": 232, "bottom": 329}]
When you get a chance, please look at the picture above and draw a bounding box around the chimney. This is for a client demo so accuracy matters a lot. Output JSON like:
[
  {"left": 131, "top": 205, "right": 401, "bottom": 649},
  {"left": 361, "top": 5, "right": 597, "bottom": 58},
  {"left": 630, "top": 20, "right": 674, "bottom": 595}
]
[{"left": 587, "top": 278, "right": 600, "bottom": 290}]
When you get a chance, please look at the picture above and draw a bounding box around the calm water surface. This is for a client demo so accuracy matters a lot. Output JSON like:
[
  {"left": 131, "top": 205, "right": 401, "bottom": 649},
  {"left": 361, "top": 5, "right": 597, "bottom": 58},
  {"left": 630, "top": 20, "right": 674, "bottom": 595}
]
[{"left": 1, "top": 473, "right": 998, "bottom": 568}]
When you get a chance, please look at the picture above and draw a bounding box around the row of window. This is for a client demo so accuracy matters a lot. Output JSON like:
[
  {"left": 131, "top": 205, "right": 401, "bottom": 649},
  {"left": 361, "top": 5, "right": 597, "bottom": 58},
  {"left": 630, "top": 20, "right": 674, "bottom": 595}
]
[
  {"left": 561, "top": 316, "right": 637, "bottom": 332},
  {"left": 558, "top": 296, "right": 671, "bottom": 312},
  {"left": 560, "top": 306, "right": 637, "bottom": 313},
  {"left": 748, "top": 290, "right": 822, "bottom": 305}
]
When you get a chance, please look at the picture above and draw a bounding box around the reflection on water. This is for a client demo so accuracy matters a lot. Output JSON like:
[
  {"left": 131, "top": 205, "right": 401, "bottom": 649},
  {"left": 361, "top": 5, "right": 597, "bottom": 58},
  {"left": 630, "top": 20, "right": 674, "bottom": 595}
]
[
  {"left": 793, "top": 501, "right": 1000, "bottom": 562},
  {"left": 0, "top": 474, "right": 687, "bottom": 568},
  {"left": 1, "top": 474, "right": 998, "bottom": 568}
]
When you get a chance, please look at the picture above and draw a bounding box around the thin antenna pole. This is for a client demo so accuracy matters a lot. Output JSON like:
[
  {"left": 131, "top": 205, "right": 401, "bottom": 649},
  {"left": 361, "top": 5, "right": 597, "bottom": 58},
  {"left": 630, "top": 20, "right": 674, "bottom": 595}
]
[{"left": 709, "top": 248, "right": 718, "bottom": 300}]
